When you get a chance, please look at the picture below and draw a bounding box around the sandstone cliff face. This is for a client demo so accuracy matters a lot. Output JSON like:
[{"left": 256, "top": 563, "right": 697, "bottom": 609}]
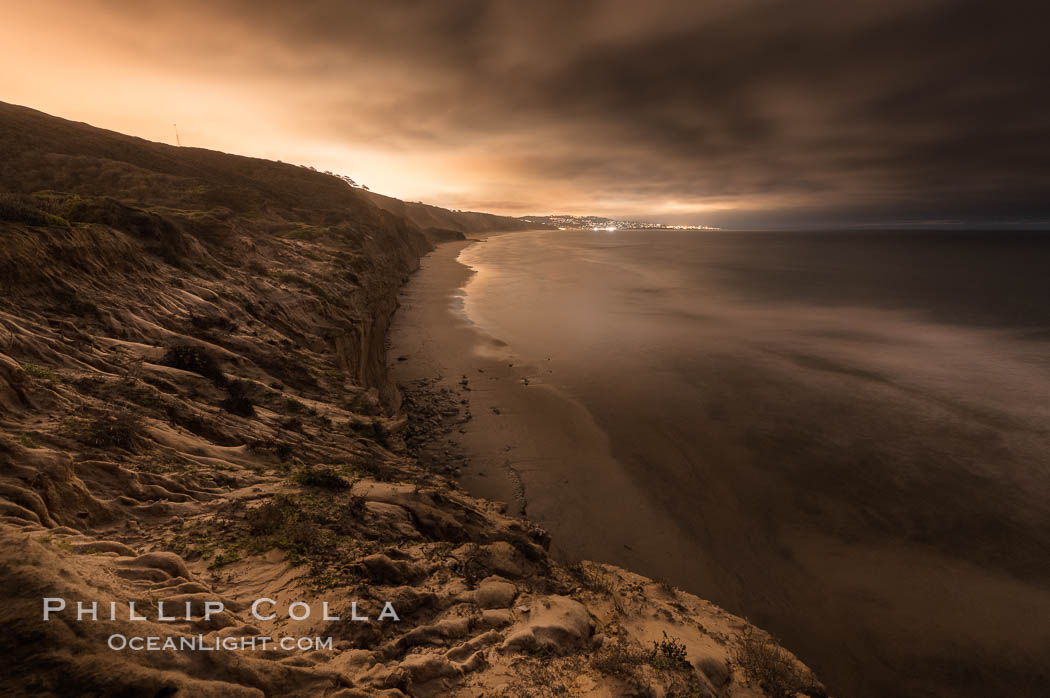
[
  {"left": 0, "top": 103, "right": 824, "bottom": 697},
  {"left": 0, "top": 101, "right": 435, "bottom": 399}
]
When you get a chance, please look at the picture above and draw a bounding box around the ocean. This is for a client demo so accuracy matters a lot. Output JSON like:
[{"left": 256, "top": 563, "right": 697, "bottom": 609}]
[{"left": 451, "top": 229, "right": 1050, "bottom": 697}]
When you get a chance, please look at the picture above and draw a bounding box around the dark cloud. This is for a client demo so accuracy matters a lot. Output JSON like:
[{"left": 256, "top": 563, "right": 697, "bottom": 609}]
[{"left": 16, "top": 0, "right": 1050, "bottom": 226}]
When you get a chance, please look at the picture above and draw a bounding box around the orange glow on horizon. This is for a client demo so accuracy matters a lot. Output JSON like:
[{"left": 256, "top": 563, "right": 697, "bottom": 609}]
[{"left": 0, "top": 0, "right": 749, "bottom": 222}]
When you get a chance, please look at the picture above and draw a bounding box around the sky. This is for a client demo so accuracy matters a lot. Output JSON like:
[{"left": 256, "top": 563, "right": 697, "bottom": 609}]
[{"left": 0, "top": 0, "right": 1047, "bottom": 228}]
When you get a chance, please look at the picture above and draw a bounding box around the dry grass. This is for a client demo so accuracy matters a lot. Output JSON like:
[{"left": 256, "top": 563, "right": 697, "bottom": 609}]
[
  {"left": 731, "top": 627, "right": 819, "bottom": 698},
  {"left": 565, "top": 560, "right": 613, "bottom": 594}
]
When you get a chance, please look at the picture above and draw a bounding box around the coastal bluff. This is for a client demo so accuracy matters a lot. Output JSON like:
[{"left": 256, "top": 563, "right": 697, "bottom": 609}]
[{"left": 0, "top": 102, "right": 824, "bottom": 697}]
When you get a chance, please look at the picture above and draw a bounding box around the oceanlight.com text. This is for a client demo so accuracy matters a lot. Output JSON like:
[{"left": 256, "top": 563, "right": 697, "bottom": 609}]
[{"left": 107, "top": 634, "right": 334, "bottom": 652}]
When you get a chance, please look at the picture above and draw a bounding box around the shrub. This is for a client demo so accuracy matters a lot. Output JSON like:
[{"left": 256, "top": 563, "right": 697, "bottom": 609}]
[
  {"left": 731, "top": 627, "right": 815, "bottom": 698},
  {"left": 15, "top": 433, "right": 40, "bottom": 449},
  {"left": 189, "top": 313, "right": 235, "bottom": 333},
  {"left": 246, "top": 499, "right": 288, "bottom": 535},
  {"left": 161, "top": 345, "right": 225, "bottom": 385},
  {"left": 345, "top": 494, "right": 367, "bottom": 520},
  {"left": 54, "top": 291, "right": 98, "bottom": 317},
  {"left": 340, "top": 418, "right": 378, "bottom": 440},
  {"left": 248, "top": 438, "right": 294, "bottom": 462},
  {"left": 209, "top": 548, "right": 242, "bottom": 569},
  {"left": 283, "top": 397, "right": 314, "bottom": 415},
  {"left": 277, "top": 270, "right": 304, "bottom": 284},
  {"left": 648, "top": 632, "right": 691, "bottom": 671},
  {"left": 86, "top": 410, "right": 144, "bottom": 450},
  {"left": 294, "top": 465, "right": 349, "bottom": 490},
  {"left": 0, "top": 193, "right": 70, "bottom": 227},
  {"left": 278, "top": 416, "right": 304, "bottom": 433},
  {"left": 247, "top": 261, "right": 270, "bottom": 277},
  {"left": 220, "top": 379, "right": 256, "bottom": 417},
  {"left": 110, "top": 380, "right": 166, "bottom": 411},
  {"left": 566, "top": 560, "right": 613, "bottom": 594},
  {"left": 166, "top": 406, "right": 238, "bottom": 446},
  {"left": 22, "top": 362, "right": 60, "bottom": 382},
  {"left": 279, "top": 519, "right": 325, "bottom": 556},
  {"left": 342, "top": 459, "right": 388, "bottom": 482},
  {"left": 591, "top": 638, "right": 644, "bottom": 681},
  {"left": 244, "top": 495, "right": 328, "bottom": 558}
]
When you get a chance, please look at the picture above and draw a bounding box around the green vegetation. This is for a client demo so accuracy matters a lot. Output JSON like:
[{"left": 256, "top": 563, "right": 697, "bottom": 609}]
[
  {"left": 209, "top": 548, "right": 242, "bottom": 569},
  {"left": 340, "top": 458, "right": 388, "bottom": 482},
  {"left": 14, "top": 433, "right": 40, "bottom": 449},
  {"left": 49, "top": 536, "right": 74, "bottom": 553},
  {"left": 61, "top": 416, "right": 86, "bottom": 436},
  {"left": 170, "top": 521, "right": 222, "bottom": 561},
  {"left": 21, "top": 362, "right": 60, "bottom": 382},
  {"left": 320, "top": 366, "right": 346, "bottom": 381},
  {"left": 244, "top": 495, "right": 331, "bottom": 561}
]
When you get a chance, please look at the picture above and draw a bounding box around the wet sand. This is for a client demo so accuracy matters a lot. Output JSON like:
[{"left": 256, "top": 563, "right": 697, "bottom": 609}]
[{"left": 388, "top": 232, "right": 1050, "bottom": 698}]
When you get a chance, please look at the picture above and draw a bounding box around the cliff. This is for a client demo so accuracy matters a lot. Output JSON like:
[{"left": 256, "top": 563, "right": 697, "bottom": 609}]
[{"left": 0, "top": 102, "right": 823, "bottom": 697}]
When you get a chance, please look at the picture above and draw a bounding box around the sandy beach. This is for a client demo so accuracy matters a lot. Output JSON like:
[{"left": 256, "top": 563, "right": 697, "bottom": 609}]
[{"left": 388, "top": 236, "right": 707, "bottom": 575}]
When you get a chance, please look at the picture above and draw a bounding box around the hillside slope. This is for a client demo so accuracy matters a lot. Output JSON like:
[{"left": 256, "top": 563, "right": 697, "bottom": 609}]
[
  {"left": 361, "top": 190, "right": 549, "bottom": 238},
  {"left": 0, "top": 103, "right": 823, "bottom": 697}
]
